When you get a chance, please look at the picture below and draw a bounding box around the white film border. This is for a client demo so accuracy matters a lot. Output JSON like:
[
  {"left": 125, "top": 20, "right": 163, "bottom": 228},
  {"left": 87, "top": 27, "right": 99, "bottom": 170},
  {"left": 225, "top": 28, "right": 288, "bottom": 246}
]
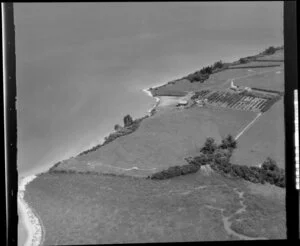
[{"left": 294, "top": 90, "right": 299, "bottom": 189}]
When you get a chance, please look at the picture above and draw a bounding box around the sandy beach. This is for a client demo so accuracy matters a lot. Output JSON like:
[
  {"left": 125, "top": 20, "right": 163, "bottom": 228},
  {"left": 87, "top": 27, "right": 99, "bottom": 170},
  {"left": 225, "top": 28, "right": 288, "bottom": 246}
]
[{"left": 18, "top": 175, "right": 44, "bottom": 246}]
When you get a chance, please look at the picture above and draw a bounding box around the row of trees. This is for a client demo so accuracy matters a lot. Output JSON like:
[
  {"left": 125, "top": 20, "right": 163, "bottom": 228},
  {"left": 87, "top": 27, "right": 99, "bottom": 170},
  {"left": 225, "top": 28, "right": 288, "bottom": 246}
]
[
  {"left": 114, "top": 114, "right": 134, "bottom": 131},
  {"left": 237, "top": 46, "right": 282, "bottom": 65},
  {"left": 79, "top": 114, "right": 139, "bottom": 157},
  {"left": 149, "top": 163, "right": 200, "bottom": 180},
  {"left": 239, "top": 57, "right": 249, "bottom": 64},
  {"left": 184, "top": 60, "right": 225, "bottom": 83},
  {"left": 263, "top": 46, "right": 276, "bottom": 55},
  {"left": 184, "top": 45, "right": 282, "bottom": 83},
  {"left": 200, "top": 135, "right": 237, "bottom": 154},
  {"left": 148, "top": 135, "right": 236, "bottom": 180}
]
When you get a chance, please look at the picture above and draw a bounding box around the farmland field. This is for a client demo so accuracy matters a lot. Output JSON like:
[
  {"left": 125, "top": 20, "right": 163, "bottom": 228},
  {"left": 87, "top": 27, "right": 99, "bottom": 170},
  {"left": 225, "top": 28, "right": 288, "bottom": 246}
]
[
  {"left": 231, "top": 99, "right": 284, "bottom": 168},
  {"left": 151, "top": 49, "right": 284, "bottom": 95},
  {"left": 25, "top": 169, "right": 285, "bottom": 244},
  {"left": 232, "top": 64, "right": 284, "bottom": 91},
  {"left": 151, "top": 49, "right": 285, "bottom": 169},
  {"left": 53, "top": 105, "right": 256, "bottom": 176}
]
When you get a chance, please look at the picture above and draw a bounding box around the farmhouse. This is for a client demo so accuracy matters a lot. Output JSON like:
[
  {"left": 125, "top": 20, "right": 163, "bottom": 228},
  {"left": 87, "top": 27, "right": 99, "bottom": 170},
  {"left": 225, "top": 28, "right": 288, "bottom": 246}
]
[{"left": 230, "top": 81, "right": 252, "bottom": 94}]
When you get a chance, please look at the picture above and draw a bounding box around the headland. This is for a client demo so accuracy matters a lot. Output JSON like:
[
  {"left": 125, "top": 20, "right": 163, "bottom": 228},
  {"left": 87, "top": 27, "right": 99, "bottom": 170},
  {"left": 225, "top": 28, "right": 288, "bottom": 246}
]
[{"left": 21, "top": 46, "right": 286, "bottom": 244}]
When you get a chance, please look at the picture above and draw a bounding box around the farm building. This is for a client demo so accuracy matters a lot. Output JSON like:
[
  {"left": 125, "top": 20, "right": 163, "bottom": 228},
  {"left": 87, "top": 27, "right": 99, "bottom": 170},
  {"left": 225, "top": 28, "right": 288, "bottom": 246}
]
[{"left": 177, "top": 99, "right": 188, "bottom": 106}]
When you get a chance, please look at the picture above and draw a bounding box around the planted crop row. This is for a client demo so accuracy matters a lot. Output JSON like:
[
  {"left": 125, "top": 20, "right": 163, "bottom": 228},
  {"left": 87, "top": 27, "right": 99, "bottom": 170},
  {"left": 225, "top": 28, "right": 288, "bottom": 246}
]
[
  {"left": 192, "top": 90, "right": 211, "bottom": 100},
  {"left": 222, "top": 95, "right": 263, "bottom": 112},
  {"left": 197, "top": 89, "right": 280, "bottom": 113},
  {"left": 216, "top": 92, "right": 232, "bottom": 104},
  {"left": 235, "top": 97, "right": 262, "bottom": 111},
  {"left": 213, "top": 92, "right": 225, "bottom": 103},
  {"left": 227, "top": 94, "right": 242, "bottom": 107},
  {"left": 248, "top": 99, "right": 262, "bottom": 111},
  {"left": 257, "top": 100, "right": 268, "bottom": 110},
  {"left": 261, "top": 96, "right": 281, "bottom": 112},
  {"left": 206, "top": 92, "right": 220, "bottom": 102},
  {"left": 229, "top": 95, "right": 244, "bottom": 108},
  {"left": 246, "top": 99, "right": 260, "bottom": 111},
  {"left": 253, "top": 99, "right": 266, "bottom": 111}
]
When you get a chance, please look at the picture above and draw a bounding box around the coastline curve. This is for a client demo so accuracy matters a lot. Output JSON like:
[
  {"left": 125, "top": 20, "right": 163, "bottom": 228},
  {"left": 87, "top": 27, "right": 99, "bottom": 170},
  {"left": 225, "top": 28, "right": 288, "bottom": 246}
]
[{"left": 18, "top": 175, "right": 44, "bottom": 246}]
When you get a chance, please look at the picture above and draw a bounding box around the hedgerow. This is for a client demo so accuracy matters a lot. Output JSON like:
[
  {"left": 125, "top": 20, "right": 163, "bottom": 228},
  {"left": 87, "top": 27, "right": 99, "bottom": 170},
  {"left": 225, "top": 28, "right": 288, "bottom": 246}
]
[{"left": 198, "top": 136, "right": 285, "bottom": 188}]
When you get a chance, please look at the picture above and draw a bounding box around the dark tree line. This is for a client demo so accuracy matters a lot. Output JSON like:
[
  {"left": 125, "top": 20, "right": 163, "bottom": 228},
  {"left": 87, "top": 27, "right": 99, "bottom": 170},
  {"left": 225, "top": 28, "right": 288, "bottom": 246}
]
[
  {"left": 149, "top": 135, "right": 237, "bottom": 180},
  {"left": 263, "top": 46, "right": 276, "bottom": 55},
  {"left": 196, "top": 136, "right": 285, "bottom": 188},
  {"left": 175, "top": 135, "right": 285, "bottom": 187},
  {"left": 184, "top": 61, "right": 225, "bottom": 83},
  {"left": 78, "top": 114, "right": 143, "bottom": 157}
]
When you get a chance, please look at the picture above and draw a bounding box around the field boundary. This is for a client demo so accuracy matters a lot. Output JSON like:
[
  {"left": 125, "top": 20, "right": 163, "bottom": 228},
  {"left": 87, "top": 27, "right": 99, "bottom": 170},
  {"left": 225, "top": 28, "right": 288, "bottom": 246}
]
[
  {"left": 228, "top": 65, "right": 281, "bottom": 69},
  {"left": 235, "top": 113, "right": 262, "bottom": 140}
]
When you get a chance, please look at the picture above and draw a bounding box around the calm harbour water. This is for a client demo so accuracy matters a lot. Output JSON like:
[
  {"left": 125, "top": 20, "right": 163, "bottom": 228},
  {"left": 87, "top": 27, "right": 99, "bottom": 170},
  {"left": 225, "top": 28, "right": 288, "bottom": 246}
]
[{"left": 15, "top": 3, "right": 283, "bottom": 245}]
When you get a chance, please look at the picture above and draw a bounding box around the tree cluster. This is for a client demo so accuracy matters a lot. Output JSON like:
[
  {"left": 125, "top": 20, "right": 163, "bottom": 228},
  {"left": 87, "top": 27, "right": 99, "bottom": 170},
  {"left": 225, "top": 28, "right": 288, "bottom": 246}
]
[
  {"left": 195, "top": 136, "right": 285, "bottom": 188},
  {"left": 123, "top": 114, "right": 134, "bottom": 127},
  {"left": 263, "top": 46, "right": 276, "bottom": 55},
  {"left": 200, "top": 135, "right": 237, "bottom": 154},
  {"left": 239, "top": 58, "right": 248, "bottom": 64},
  {"left": 149, "top": 163, "right": 200, "bottom": 180},
  {"left": 114, "top": 124, "right": 122, "bottom": 131},
  {"left": 78, "top": 114, "right": 147, "bottom": 157},
  {"left": 184, "top": 61, "right": 225, "bottom": 83},
  {"left": 148, "top": 135, "right": 236, "bottom": 180},
  {"left": 212, "top": 60, "right": 224, "bottom": 70},
  {"left": 185, "top": 71, "right": 209, "bottom": 83}
]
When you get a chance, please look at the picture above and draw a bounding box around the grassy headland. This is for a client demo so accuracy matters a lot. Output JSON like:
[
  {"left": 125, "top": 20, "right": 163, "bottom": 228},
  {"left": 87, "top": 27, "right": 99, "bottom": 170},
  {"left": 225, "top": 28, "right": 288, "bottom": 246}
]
[
  {"left": 25, "top": 46, "right": 286, "bottom": 243},
  {"left": 149, "top": 46, "right": 283, "bottom": 97}
]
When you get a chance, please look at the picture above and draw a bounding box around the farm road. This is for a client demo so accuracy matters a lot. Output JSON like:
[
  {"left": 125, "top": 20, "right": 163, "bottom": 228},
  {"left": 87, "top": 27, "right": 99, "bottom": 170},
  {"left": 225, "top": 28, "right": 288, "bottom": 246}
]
[{"left": 235, "top": 113, "right": 262, "bottom": 140}]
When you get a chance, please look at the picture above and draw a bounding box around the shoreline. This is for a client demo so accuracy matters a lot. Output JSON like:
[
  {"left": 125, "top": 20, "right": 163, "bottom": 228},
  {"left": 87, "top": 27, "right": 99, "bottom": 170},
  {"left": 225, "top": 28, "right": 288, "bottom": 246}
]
[
  {"left": 18, "top": 175, "right": 44, "bottom": 246},
  {"left": 18, "top": 83, "right": 164, "bottom": 246},
  {"left": 142, "top": 88, "right": 161, "bottom": 115}
]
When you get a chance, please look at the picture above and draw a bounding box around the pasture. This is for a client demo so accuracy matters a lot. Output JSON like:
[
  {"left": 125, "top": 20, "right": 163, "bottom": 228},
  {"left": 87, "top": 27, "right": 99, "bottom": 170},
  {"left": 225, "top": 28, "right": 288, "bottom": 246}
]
[
  {"left": 149, "top": 49, "right": 285, "bottom": 168},
  {"left": 151, "top": 49, "right": 284, "bottom": 95},
  {"left": 233, "top": 69, "right": 284, "bottom": 91},
  {"left": 24, "top": 168, "right": 285, "bottom": 244},
  {"left": 53, "top": 105, "right": 256, "bottom": 176},
  {"left": 231, "top": 99, "right": 285, "bottom": 168}
]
